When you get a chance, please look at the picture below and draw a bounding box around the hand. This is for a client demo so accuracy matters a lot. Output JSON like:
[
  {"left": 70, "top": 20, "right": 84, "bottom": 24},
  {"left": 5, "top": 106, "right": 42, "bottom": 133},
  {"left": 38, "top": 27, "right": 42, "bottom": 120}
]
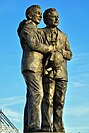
[
  {"left": 57, "top": 49, "right": 63, "bottom": 54},
  {"left": 23, "top": 27, "right": 29, "bottom": 34},
  {"left": 48, "top": 45, "right": 54, "bottom": 52}
]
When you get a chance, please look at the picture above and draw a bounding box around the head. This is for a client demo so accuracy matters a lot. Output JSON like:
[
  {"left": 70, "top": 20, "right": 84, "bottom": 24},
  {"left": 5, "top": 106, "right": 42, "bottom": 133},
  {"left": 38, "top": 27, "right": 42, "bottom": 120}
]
[
  {"left": 43, "top": 8, "right": 59, "bottom": 28},
  {"left": 25, "top": 5, "right": 42, "bottom": 25}
]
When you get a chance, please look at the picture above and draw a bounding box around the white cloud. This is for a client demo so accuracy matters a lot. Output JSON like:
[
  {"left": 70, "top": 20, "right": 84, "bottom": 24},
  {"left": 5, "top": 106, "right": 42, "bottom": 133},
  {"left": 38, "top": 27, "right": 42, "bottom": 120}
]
[
  {"left": 69, "top": 82, "right": 87, "bottom": 88},
  {"left": 73, "top": 53, "right": 89, "bottom": 61},
  {"left": 3, "top": 108, "right": 22, "bottom": 123},
  {"left": 69, "top": 80, "right": 88, "bottom": 89},
  {"left": 71, "top": 52, "right": 89, "bottom": 67},
  {"left": 0, "top": 96, "right": 25, "bottom": 108},
  {"left": 65, "top": 106, "right": 89, "bottom": 116},
  {"left": 69, "top": 52, "right": 89, "bottom": 78}
]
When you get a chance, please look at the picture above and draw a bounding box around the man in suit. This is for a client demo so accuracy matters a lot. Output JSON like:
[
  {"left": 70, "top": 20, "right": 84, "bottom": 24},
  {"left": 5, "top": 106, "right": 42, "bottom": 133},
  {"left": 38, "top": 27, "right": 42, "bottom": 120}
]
[
  {"left": 41, "top": 8, "right": 72, "bottom": 132},
  {"left": 17, "top": 5, "right": 53, "bottom": 132}
]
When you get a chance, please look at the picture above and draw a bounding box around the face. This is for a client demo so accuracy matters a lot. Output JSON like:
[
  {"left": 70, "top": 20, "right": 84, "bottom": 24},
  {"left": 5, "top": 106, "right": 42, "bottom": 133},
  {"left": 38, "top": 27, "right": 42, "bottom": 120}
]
[
  {"left": 31, "top": 8, "right": 42, "bottom": 24},
  {"left": 47, "top": 10, "right": 59, "bottom": 27}
]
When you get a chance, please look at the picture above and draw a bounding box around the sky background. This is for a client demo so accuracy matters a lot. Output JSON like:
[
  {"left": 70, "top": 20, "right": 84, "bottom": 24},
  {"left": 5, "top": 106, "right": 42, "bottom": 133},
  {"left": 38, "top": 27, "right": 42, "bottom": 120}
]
[{"left": 0, "top": 0, "right": 89, "bottom": 133}]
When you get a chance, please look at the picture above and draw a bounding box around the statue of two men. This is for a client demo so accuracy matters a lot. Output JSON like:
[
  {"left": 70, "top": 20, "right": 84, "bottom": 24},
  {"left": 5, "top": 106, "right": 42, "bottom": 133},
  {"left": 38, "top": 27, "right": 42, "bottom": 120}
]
[{"left": 17, "top": 5, "right": 72, "bottom": 133}]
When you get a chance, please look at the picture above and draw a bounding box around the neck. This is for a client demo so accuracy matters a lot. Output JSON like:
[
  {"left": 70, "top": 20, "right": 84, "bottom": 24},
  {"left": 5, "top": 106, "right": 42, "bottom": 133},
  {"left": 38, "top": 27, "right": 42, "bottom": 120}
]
[
  {"left": 26, "top": 20, "right": 37, "bottom": 27},
  {"left": 47, "top": 26, "right": 57, "bottom": 31},
  {"left": 31, "top": 21, "right": 37, "bottom": 27}
]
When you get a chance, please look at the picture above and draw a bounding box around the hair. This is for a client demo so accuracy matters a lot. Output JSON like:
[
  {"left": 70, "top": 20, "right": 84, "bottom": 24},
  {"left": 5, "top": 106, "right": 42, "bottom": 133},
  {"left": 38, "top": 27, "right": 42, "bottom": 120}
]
[
  {"left": 43, "top": 8, "right": 57, "bottom": 25},
  {"left": 25, "top": 5, "right": 41, "bottom": 20},
  {"left": 17, "top": 19, "right": 27, "bottom": 37}
]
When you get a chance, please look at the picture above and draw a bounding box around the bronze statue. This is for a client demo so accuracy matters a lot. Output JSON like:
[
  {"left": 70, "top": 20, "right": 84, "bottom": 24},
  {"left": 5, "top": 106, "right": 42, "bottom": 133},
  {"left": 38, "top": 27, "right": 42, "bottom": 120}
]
[
  {"left": 41, "top": 8, "right": 72, "bottom": 132},
  {"left": 17, "top": 5, "right": 53, "bottom": 133},
  {"left": 17, "top": 5, "right": 72, "bottom": 133}
]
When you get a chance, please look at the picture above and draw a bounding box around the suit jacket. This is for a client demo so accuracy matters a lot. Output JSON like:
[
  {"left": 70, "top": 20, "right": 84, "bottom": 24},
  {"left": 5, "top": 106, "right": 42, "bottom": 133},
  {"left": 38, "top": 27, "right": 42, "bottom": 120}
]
[
  {"left": 41, "top": 27, "right": 72, "bottom": 81},
  {"left": 20, "top": 21, "right": 51, "bottom": 73}
]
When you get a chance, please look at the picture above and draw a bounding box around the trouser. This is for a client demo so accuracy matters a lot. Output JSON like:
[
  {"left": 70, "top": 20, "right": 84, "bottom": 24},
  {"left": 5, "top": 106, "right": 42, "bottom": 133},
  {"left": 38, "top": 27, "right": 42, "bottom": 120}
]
[
  {"left": 23, "top": 70, "right": 43, "bottom": 132},
  {"left": 41, "top": 76, "right": 67, "bottom": 132}
]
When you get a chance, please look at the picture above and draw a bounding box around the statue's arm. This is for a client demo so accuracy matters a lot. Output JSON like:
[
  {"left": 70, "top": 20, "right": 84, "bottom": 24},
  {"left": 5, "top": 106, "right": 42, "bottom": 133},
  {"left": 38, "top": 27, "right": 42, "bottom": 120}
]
[
  {"left": 62, "top": 36, "right": 72, "bottom": 60},
  {"left": 20, "top": 28, "right": 53, "bottom": 54}
]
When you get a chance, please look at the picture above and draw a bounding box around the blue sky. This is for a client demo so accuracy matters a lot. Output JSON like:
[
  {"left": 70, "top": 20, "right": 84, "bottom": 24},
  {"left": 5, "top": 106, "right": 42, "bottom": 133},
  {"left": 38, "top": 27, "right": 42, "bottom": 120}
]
[{"left": 0, "top": 0, "right": 89, "bottom": 133}]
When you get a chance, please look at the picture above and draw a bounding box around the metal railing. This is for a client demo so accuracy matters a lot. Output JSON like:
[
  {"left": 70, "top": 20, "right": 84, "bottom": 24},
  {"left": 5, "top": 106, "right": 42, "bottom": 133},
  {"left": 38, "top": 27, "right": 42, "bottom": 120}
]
[{"left": 0, "top": 110, "right": 20, "bottom": 133}]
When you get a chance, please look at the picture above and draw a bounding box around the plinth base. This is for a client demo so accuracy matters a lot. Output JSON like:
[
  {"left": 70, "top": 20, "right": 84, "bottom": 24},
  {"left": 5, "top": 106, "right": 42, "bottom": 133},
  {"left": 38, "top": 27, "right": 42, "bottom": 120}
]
[{"left": 28, "top": 132, "right": 65, "bottom": 133}]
